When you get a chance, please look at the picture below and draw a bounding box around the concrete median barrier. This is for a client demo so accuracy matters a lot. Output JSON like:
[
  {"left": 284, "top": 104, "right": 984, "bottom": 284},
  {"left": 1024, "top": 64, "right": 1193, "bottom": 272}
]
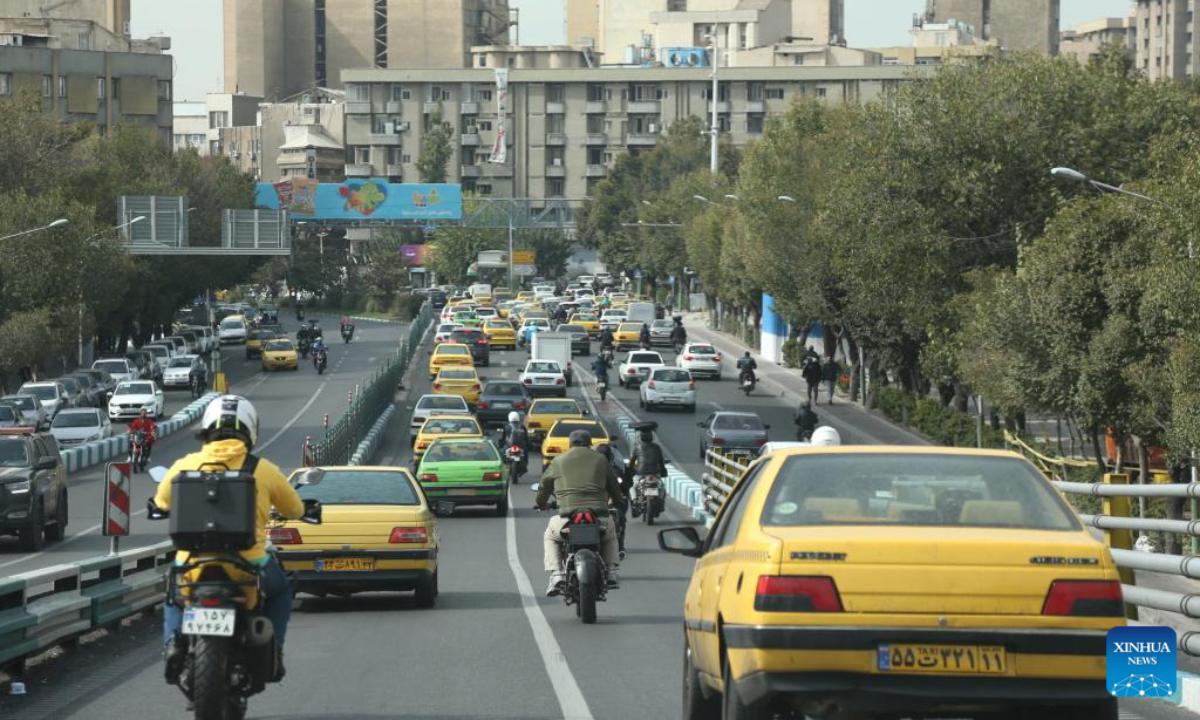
[{"left": 60, "top": 393, "right": 217, "bottom": 476}]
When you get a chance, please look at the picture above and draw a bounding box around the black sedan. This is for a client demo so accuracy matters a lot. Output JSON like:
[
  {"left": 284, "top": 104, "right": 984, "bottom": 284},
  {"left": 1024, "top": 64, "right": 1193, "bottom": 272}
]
[
  {"left": 556, "top": 324, "right": 591, "bottom": 356},
  {"left": 475, "top": 380, "right": 530, "bottom": 426},
  {"left": 449, "top": 328, "right": 490, "bottom": 367}
]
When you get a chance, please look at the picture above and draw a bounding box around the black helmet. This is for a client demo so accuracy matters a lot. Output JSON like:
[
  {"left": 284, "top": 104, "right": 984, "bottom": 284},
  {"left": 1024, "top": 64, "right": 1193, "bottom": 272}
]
[
  {"left": 639, "top": 429, "right": 654, "bottom": 442},
  {"left": 568, "top": 429, "right": 592, "bottom": 447}
]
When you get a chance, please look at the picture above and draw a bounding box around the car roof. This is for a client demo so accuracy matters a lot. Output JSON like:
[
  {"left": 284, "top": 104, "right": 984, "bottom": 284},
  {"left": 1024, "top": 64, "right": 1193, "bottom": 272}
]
[
  {"left": 759, "top": 446, "right": 1028, "bottom": 461},
  {"left": 57, "top": 408, "right": 100, "bottom": 416}
]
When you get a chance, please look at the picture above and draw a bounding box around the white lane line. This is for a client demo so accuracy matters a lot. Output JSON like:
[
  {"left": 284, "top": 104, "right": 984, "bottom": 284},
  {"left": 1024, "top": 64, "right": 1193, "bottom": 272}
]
[
  {"left": 0, "top": 508, "right": 149, "bottom": 569},
  {"left": 708, "top": 401, "right": 725, "bottom": 411},
  {"left": 573, "top": 366, "right": 690, "bottom": 468},
  {"left": 257, "top": 381, "right": 327, "bottom": 452},
  {"left": 504, "top": 497, "right": 594, "bottom": 720}
]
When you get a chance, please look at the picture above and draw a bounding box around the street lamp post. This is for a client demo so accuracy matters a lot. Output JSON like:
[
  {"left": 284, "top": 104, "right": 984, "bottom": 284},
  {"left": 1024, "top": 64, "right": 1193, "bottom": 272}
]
[
  {"left": 707, "top": 34, "right": 720, "bottom": 175},
  {"left": 0, "top": 218, "right": 69, "bottom": 242}
]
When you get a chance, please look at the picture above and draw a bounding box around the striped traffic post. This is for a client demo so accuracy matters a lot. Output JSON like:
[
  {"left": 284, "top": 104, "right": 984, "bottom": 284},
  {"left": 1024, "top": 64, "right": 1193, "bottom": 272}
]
[{"left": 102, "top": 462, "right": 132, "bottom": 556}]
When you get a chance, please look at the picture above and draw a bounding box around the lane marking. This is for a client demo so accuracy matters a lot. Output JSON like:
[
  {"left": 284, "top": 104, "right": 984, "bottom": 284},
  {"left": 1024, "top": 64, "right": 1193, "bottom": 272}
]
[
  {"left": 257, "top": 380, "right": 327, "bottom": 452},
  {"left": 504, "top": 497, "right": 595, "bottom": 720}
]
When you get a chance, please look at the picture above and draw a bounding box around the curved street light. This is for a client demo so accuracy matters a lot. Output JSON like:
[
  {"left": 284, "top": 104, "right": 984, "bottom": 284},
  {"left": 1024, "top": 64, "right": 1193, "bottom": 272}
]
[
  {"left": 0, "top": 218, "right": 70, "bottom": 242},
  {"left": 778, "top": 195, "right": 798, "bottom": 203}
]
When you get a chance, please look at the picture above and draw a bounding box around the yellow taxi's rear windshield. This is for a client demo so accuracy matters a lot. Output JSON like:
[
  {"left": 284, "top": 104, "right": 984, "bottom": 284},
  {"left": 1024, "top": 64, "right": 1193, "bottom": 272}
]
[
  {"left": 295, "top": 471, "right": 420, "bottom": 506},
  {"left": 549, "top": 422, "right": 606, "bottom": 439},
  {"left": 423, "top": 418, "right": 479, "bottom": 434},
  {"left": 532, "top": 400, "right": 581, "bottom": 415},
  {"left": 438, "top": 346, "right": 469, "bottom": 355},
  {"left": 761, "top": 454, "right": 1079, "bottom": 531}
]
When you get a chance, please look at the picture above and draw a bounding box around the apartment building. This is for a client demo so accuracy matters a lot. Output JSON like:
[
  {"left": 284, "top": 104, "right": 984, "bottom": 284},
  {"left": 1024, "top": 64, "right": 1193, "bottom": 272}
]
[
  {"left": 224, "top": 0, "right": 512, "bottom": 100},
  {"left": 928, "top": 0, "right": 1061, "bottom": 55},
  {"left": 0, "top": 0, "right": 130, "bottom": 38},
  {"left": 340, "top": 64, "right": 922, "bottom": 201},
  {"left": 1060, "top": 15, "right": 1136, "bottom": 67},
  {"left": 1133, "top": 0, "right": 1199, "bottom": 80}
]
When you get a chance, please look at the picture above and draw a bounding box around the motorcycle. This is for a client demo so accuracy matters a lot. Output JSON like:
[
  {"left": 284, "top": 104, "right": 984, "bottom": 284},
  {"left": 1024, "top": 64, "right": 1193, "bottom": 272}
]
[
  {"left": 340, "top": 324, "right": 354, "bottom": 344},
  {"left": 297, "top": 336, "right": 311, "bottom": 359},
  {"left": 503, "top": 444, "right": 526, "bottom": 484},
  {"left": 739, "top": 370, "right": 756, "bottom": 396},
  {"left": 600, "top": 346, "right": 615, "bottom": 364},
  {"left": 128, "top": 431, "right": 149, "bottom": 473},
  {"left": 313, "top": 349, "right": 328, "bottom": 375},
  {"left": 630, "top": 474, "right": 665, "bottom": 525},
  {"left": 190, "top": 373, "right": 207, "bottom": 400},
  {"left": 531, "top": 487, "right": 612, "bottom": 625},
  {"left": 796, "top": 426, "right": 814, "bottom": 442},
  {"left": 609, "top": 503, "right": 627, "bottom": 559},
  {"left": 146, "top": 469, "right": 323, "bottom": 720},
  {"left": 296, "top": 308, "right": 305, "bottom": 322},
  {"left": 596, "top": 374, "right": 608, "bottom": 401},
  {"left": 673, "top": 340, "right": 685, "bottom": 355}
]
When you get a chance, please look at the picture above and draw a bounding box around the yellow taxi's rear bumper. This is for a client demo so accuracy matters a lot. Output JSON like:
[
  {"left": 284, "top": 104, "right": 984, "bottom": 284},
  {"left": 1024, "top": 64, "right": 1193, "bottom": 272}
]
[
  {"left": 721, "top": 624, "right": 1109, "bottom": 710},
  {"left": 277, "top": 549, "right": 436, "bottom": 591}
]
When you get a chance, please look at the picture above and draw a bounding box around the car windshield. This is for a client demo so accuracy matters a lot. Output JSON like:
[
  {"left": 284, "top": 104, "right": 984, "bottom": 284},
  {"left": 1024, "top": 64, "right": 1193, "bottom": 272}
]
[
  {"left": 3, "top": 397, "right": 34, "bottom": 412},
  {"left": 0, "top": 406, "right": 16, "bottom": 422},
  {"left": 558, "top": 325, "right": 585, "bottom": 333},
  {"left": 760, "top": 453, "right": 1080, "bottom": 531},
  {"left": 689, "top": 345, "right": 717, "bottom": 355},
  {"left": 58, "top": 379, "right": 79, "bottom": 392},
  {"left": 418, "top": 396, "right": 468, "bottom": 411},
  {"left": 265, "top": 340, "right": 293, "bottom": 351},
  {"left": 532, "top": 400, "right": 581, "bottom": 415},
  {"left": 526, "top": 361, "right": 560, "bottom": 374},
  {"left": 220, "top": 319, "right": 244, "bottom": 330},
  {"left": 115, "top": 383, "right": 155, "bottom": 396},
  {"left": 423, "top": 418, "right": 480, "bottom": 434},
  {"left": 423, "top": 440, "right": 499, "bottom": 463},
  {"left": 652, "top": 320, "right": 674, "bottom": 329},
  {"left": 438, "top": 346, "right": 469, "bottom": 355},
  {"left": 549, "top": 422, "right": 606, "bottom": 439},
  {"left": 484, "top": 383, "right": 525, "bottom": 396},
  {"left": 573, "top": 315, "right": 597, "bottom": 322},
  {"left": 94, "top": 361, "right": 128, "bottom": 374},
  {"left": 713, "top": 414, "right": 764, "bottom": 431},
  {"left": 653, "top": 369, "right": 691, "bottom": 382},
  {"left": 0, "top": 440, "right": 28, "bottom": 467},
  {"left": 629, "top": 353, "right": 662, "bottom": 364},
  {"left": 439, "top": 369, "right": 475, "bottom": 380},
  {"left": 438, "top": 324, "right": 456, "bottom": 332},
  {"left": 53, "top": 412, "right": 99, "bottom": 429},
  {"left": 451, "top": 331, "right": 483, "bottom": 341},
  {"left": 295, "top": 470, "right": 420, "bottom": 506},
  {"left": 168, "top": 357, "right": 194, "bottom": 368},
  {"left": 144, "top": 346, "right": 168, "bottom": 357},
  {"left": 22, "top": 385, "right": 56, "bottom": 400}
]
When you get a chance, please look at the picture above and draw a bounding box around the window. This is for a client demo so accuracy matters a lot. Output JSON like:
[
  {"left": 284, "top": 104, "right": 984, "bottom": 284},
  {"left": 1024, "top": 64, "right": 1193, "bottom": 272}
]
[
  {"left": 479, "top": 89, "right": 492, "bottom": 101},
  {"left": 111, "top": 77, "right": 120, "bottom": 100},
  {"left": 475, "top": 152, "right": 491, "bottom": 163},
  {"left": 709, "top": 463, "right": 765, "bottom": 549},
  {"left": 42, "top": 75, "right": 51, "bottom": 97},
  {"left": 739, "top": 24, "right": 748, "bottom": 49},
  {"left": 548, "top": 147, "right": 565, "bottom": 165},
  {"left": 765, "top": 87, "right": 784, "bottom": 100},
  {"left": 478, "top": 120, "right": 493, "bottom": 131},
  {"left": 747, "top": 82, "right": 764, "bottom": 101},
  {"left": 347, "top": 83, "right": 370, "bottom": 102},
  {"left": 548, "top": 178, "right": 565, "bottom": 197},
  {"left": 547, "top": 115, "right": 564, "bottom": 134},
  {"left": 587, "top": 83, "right": 605, "bottom": 102},
  {"left": 547, "top": 83, "right": 565, "bottom": 102},
  {"left": 372, "top": 115, "right": 388, "bottom": 133},
  {"left": 477, "top": 183, "right": 493, "bottom": 195},
  {"left": 354, "top": 146, "right": 371, "bottom": 163},
  {"left": 747, "top": 114, "right": 764, "bottom": 134},
  {"left": 208, "top": 111, "right": 228, "bottom": 129},
  {"left": 390, "top": 84, "right": 404, "bottom": 101},
  {"left": 386, "top": 146, "right": 402, "bottom": 164},
  {"left": 402, "top": 153, "right": 412, "bottom": 163},
  {"left": 816, "top": 87, "right": 827, "bottom": 99},
  {"left": 58, "top": 76, "right": 66, "bottom": 97},
  {"left": 794, "top": 53, "right": 805, "bottom": 65},
  {"left": 478, "top": 53, "right": 488, "bottom": 67},
  {"left": 586, "top": 115, "right": 604, "bottom": 133},
  {"left": 96, "top": 77, "right": 106, "bottom": 100},
  {"left": 429, "top": 86, "right": 442, "bottom": 102},
  {"left": 158, "top": 80, "right": 171, "bottom": 100},
  {"left": 587, "top": 147, "right": 604, "bottom": 164},
  {"left": 209, "top": 140, "right": 221, "bottom": 155},
  {"left": 717, "top": 114, "right": 730, "bottom": 133}
]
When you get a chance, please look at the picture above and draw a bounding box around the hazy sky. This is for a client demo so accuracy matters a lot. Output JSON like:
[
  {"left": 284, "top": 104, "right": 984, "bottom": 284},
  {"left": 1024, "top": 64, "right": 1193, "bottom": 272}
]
[{"left": 133, "top": 0, "right": 1138, "bottom": 102}]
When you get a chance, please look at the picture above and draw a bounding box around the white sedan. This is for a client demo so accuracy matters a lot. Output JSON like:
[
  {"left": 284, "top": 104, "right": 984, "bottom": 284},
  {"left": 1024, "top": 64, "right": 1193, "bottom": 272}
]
[
  {"left": 676, "top": 342, "right": 724, "bottom": 379},
  {"left": 108, "top": 381, "right": 165, "bottom": 421},
  {"left": 520, "top": 360, "right": 567, "bottom": 398},
  {"left": 599, "top": 312, "right": 627, "bottom": 332},
  {"left": 409, "top": 393, "right": 472, "bottom": 440},
  {"left": 639, "top": 367, "right": 696, "bottom": 412},
  {"left": 434, "top": 323, "right": 463, "bottom": 344},
  {"left": 618, "top": 350, "right": 665, "bottom": 389},
  {"left": 162, "top": 355, "right": 200, "bottom": 389},
  {"left": 50, "top": 408, "right": 114, "bottom": 447}
]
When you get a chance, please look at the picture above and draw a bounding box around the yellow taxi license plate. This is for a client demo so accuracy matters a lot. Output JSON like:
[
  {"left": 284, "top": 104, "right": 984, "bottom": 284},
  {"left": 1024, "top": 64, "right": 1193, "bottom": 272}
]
[
  {"left": 317, "top": 557, "right": 376, "bottom": 572},
  {"left": 877, "top": 644, "right": 1007, "bottom": 674}
]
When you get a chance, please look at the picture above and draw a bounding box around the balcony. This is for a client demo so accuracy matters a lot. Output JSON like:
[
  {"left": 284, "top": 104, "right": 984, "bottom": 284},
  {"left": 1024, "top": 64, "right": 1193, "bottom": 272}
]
[
  {"left": 546, "top": 164, "right": 566, "bottom": 178},
  {"left": 345, "top": 163, "right": 373, "bottom": 177},
  {"left": 707, "top": 101, "right": 732, "bottom": 113},
  {"left": 746, "top": 100, "right": 766, "bottom": 113},
  {"left": 346, "top": 101, "right": 372, "bottom": 114},
  {"left": 386, "top": 100, "right": 403, "bottom": 114},
  {"left": 423, "top": 101, "right": 441, "bottom": 114},
  {"left": 546, "top": 133, "right": 566, "bottom": 146},
  {"left": 386, "top": 163, "right": 404, "bottom": 177},
  {"left": 586, "top": 164, "right": 608, "bottom": 178},
  {"left": 626, "top": 133, "right": 658, "bottom": 147},
  {"left": 460, "top": 165, "right": 483, "bottom": 178},
  {"left": 585, "top": 133, "right": 607, "bottom": 146},
  {"left": 485, "top": 163, "right": 513, "bottom": 178},
  {"left": 628, "top": 100, "right": 660, "bottom": 114},
  {"left": 461, "top": 132, "right": 481, "bottom": 146},
  {"left": 585, "top": 100, "right": 607, "bottom": 114},
  {"left": 546, "top": 101, "right": 566, "bottom": 114},
  {"left": 461, "top": 101, "right": 480, "bottom": 115},
  {"left": 368, "top": 133, "right": 401, "bottom": 146}
]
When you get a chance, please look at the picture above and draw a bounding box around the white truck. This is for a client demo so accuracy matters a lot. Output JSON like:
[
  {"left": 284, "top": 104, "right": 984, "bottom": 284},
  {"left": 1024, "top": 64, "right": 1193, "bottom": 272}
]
[
  {"left": 531, "top": 332, "right": 575, "bottom": 386},
  {"left": 625, "top": 301, "right": 657, "bottom": 326}
]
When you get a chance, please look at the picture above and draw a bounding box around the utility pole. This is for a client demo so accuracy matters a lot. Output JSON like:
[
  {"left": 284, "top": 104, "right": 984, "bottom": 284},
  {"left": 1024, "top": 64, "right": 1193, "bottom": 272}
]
[{"left": 709, "top": 33, "right": 720, "bottom": 174}]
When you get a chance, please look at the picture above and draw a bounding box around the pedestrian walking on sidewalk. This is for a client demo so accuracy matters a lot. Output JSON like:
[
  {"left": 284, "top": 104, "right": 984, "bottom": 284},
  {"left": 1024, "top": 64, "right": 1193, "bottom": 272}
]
[
  {"left": 802, "top": 355, "right": 822, "bottom": 404},
  {"left": 822, "top": 356, "right": 841, "bottom": 405}
]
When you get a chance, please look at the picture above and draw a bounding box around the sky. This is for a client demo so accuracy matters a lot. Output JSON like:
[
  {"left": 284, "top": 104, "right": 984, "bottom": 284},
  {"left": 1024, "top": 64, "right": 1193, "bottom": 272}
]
[{"left": 133, "top": 0, "right": 1138, "bottom": 102}]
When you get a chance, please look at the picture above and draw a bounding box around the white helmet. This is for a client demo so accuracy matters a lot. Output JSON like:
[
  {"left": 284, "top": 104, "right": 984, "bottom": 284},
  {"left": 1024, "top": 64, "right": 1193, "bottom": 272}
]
[
  {"left": 810, "top": 426, "right": 841, "bottom": 447},
  {"left": 508, "top": 411, "right": 521, "bottom": 423},
  {"left": 200, "top": 395, "right": 260, "bottom": 449}
]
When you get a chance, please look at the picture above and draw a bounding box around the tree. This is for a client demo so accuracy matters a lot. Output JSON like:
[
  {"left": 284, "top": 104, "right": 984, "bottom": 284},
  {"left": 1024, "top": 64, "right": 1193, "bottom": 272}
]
[
  {"left": 417, "top": 110, "right": 455, "bottom": 183},
  {"left": 360, "top": 232, "right": 412, "bottom": 311},
  {"left": 520, "top": 229, "right": 574, "bottom": 278},
  {"left": 426, "top": 226, "right": 504, "bottom": 285}
]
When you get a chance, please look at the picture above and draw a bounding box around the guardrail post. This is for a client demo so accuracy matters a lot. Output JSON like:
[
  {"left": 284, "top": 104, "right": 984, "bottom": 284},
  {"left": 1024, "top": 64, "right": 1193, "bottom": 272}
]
[{"left": 1103, "top": 473, "right": 1138, "bottom": 620}]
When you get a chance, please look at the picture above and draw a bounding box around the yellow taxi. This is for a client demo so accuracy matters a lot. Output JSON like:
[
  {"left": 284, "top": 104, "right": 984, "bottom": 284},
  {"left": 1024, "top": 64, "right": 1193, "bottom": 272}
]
[
  {"left": 482, "top": 318, "right": 518, "bottom": 350},
  {"left": 569, "top": 313, "right": 601, "bottom": 337},
  {"left": 429, "top": 343, "right": 475, "bottom": 379},
  {"left": 260, "top": 338, "right": 299, "bottom": 371},
  {"left": 518, "top": 308, "right": 550, "bottom": 327},
  {"left": 244, "top": 328, "right": 277, "bottom": 359},
  {"left": 525, "top": 398, "right": 588, "bottom": 443},
  {"left": 412, "top": 415, "right": 483, "bottom": 465},
  {"left": 271, "top": 466, "right": 439, "bottom": 607},
  {"left": 473, "top": 294, "right": 493, "bottom": 308},
  {"left": 614, "top": 322, "right": 644, "bottom": 350},
  {"left": 433, "top": 367, "right": 483, "bottom": 406},
  {"left": 496, "top": 301, "right": 519, "bottom": 319},
  {"left": 541, "top": 418, "right": 610, "bottom": 467},
  {"left": 659, "top": 447, "right": 1123, "bottom": 720},
  {"left": 516, "top": 291, "right": 537, "bottom": 303},
  {"left": 493, "top": 290, "right": 514, "bottom": 304}
]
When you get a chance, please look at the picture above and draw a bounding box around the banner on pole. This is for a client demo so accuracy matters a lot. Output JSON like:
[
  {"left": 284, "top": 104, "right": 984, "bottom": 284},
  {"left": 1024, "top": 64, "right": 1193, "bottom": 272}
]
[
  {"left": 103, "top": 462, "right": 132, "bottom": 537},
  {"left": 488, "top": 69, "right": 509, "bottom": 164}
]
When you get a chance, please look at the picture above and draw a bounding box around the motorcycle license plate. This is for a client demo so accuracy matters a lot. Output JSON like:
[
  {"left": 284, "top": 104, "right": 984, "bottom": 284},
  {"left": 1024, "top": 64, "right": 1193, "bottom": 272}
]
[
  {"left": 182, "top": 607, "right": 236, "bottom": 637},
  {"left": 643, "top": 488, "right": 661, "bottom": 497}
]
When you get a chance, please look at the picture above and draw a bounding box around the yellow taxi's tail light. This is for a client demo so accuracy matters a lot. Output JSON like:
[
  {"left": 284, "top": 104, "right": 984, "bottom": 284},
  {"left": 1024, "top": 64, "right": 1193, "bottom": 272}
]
[
  {"left": 269, "top": 527, "right": 302, "bottom": 545},
  {"left": 389, "top": 527, "right": 429, "bottom": 544},
  {"left": 755, "top": 576, "right": 844, "bottom": 613},
  {"left": 1041, "top": 580, "right": 1123, "bottom": 617}
]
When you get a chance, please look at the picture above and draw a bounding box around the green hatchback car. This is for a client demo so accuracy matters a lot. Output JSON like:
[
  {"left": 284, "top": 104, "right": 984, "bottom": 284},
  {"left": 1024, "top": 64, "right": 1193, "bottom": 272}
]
[
  {"left": 416, "top": 437, "right": 508, "bottom": 516},
  {"left": 452, "top": 310, "right": 482, "bottom": 328}
]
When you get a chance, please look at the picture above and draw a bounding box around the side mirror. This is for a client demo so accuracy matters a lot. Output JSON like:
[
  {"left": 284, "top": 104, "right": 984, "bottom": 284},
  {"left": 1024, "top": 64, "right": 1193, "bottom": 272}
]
[
  {"left": 295, "top": 467, "right": 326, "bottom": 487},
  {"left": 301, "top": 498, "right": 323, "bottom": 524},
  {"left": 149, "top": 466, "right": 169, "bottom": 484},
  {"left": 658, "top": 526, "right": 704, "bottom": 558}
]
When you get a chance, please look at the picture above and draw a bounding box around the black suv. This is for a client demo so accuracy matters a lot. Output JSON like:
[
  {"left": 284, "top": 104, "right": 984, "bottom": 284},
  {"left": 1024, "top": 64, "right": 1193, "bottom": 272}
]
[
  {"left": 0, "top": 430, "right": 67, "bottom": 550},
  {"left": 449, "top": 328, "right": 490, "bottom": 367}
]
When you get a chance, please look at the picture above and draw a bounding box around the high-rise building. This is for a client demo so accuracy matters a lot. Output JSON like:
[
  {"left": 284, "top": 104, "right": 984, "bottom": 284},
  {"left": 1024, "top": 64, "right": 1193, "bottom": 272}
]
[
  {"left": 1059, "top": 15, "right": 1136, "bottom": 67},
  {"left": 224, "top": 0, "right": 512, "bottom": 100},
  {"left": 566, "top": 0, "right": 601, "bottom": 47},
  {"left": 0, "top": 0, "right": 130, "bottom": 37},
  {"left": 927, "top": 0, "right": 1061, "bottom": 55},
  {"left": 1133, "top": 0, "right": 1199, "bottom": 80}
]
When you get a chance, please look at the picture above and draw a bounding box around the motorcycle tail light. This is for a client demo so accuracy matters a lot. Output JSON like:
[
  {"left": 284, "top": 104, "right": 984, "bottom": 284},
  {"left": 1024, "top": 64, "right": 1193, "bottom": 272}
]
[
  {"left": 479, "top": 338, "right": 489, "bottom": 345},
  {"left": 199, "top": 596, "right": 227, "bottom": 608},
  {"left": 755, "top": 576, "right": 843, "bottom": 612},
  {"left": 483, "top": 472, "right": 504, "bottom": 481},
  {"left": 269, "top": 527, "right": 302, "bottom": 545},
  {"left": 390, "top": 526, "right": 429, "bottom": 544},
  {"left": 509, "top": 446, "right": 521, "bottom": 453}
]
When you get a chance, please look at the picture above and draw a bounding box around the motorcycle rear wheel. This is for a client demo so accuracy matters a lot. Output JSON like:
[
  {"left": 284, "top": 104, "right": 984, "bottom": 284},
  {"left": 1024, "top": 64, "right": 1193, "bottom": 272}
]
[
  {"left": 574, "top": 550, "right": 599, "bottom": 625},
  {"left": 191, "top": 636, "right": 242, "bottom": 720}
]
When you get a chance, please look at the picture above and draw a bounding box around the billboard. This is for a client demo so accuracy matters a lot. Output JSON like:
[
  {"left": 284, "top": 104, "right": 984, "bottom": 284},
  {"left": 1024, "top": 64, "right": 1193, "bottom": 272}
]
[
  {"left": 256, "top": 179, "right": 462, "bottom": 221},
  {"left": 400, "top": 244, "right": 430, "bottom": 266}
]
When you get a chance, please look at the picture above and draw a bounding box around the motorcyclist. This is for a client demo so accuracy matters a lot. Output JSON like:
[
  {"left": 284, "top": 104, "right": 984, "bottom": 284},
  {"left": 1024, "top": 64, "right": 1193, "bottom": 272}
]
[
  {"left": 190, "top": 356, "right": 209, "bottom": 395},
  {"left": 154, "top": 396, "right": 305, "bottom": 682},
  {"left": 639, "top": 323, "right": 651, "bottom": 348},
  {"left": 308, "top": 319, "right": 323, "bottom": 341},
  {"left": 794, "top": 400, "right": 819, "bottom": 441},
  {"left": 311, "top": 337, "right": 329, "bottom": 369},
  {"left": 591, "top": 353, "right": 611, "bottom": 380},
  {"left": 670, "top": 321, "right": 688, "bottom": 350},
  {"left": 598, "top": 327, "right": 615, "bottom": 355},
  {"left": 129, "top": 409, "right": 158, "bottom": 464},
  {"left": 596, "top": 443, "right": 629, "bottom": 560},
  {"left": 296, "top": 324, "right": 310, "bottom": 343},
  {"left": 296, "top": 304, "right": 305, "bottom": 322},
  {"left": 630, "top": 427, "right": 667, "bottom": 481},
  {"left": 736, "top": 351, "right": 758, "bottom": 383},
  {"left": 537, "top": 430, "right": 624, "bottom": 597},
  {"left": 499, "top": 411, "right": 530, "bottom": 477},
  {"left": 810, "top": 426, "right": 842, "bottom": 447}
]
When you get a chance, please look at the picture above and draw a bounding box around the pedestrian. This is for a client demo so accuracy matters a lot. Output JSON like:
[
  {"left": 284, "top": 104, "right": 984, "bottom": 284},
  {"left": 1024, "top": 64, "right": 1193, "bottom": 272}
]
[
  {"left": 822, "top": 355, "right": 841, "bottom": 405},
  {"left": 801, "top": 355, "right": 822, "bottom": 405}
]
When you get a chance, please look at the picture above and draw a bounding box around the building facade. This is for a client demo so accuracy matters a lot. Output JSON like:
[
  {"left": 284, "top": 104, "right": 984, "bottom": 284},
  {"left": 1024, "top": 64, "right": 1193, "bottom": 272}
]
[
  {"left": 0, "top": 0, "right": 130, "bottom": 38},
  {"left": 1133, "top": 0, "right": 1198, "bottom": 80},
  {"left": 928, "top": 0, "right": 1061, "bottom": 55},
  {"left": 1060, "top": 15, "right": 1136, "bottom": 67},
  {"left": 224, "top": 0, "right": 512, "bottom": 100},
  {"left": 340, "top": 64, "right": 921, "bottom": 201},
  {"left": 0, "top": 42, "right": 172, "bottom": 141}
]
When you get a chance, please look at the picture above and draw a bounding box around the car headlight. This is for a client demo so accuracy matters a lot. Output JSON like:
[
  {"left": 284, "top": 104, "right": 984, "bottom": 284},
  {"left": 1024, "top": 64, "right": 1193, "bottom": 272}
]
[{"left": 7, "top": 480, "right": 30, "bottom": 494}]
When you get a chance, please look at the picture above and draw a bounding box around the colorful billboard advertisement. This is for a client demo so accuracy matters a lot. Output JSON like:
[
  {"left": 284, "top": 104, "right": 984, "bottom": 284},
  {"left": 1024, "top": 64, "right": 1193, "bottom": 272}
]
[
  {"left": 400, "top": 244, "right": 430, "bottom": 266},
  {"left": 256, "top": 179, "right": 462, "bottom": 221}
]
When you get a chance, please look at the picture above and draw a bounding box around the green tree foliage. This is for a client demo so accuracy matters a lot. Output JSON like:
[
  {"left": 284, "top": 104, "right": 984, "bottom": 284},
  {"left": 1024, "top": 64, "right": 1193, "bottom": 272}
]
[
  {"left": 521, "top": 229, "right": 574, "bottom": 278},
  {"left": 417, "top": 110, "right": 455, "bottom": 184},
  {"left": 427, "top": 226, "right": 504, "bottom": 285}
]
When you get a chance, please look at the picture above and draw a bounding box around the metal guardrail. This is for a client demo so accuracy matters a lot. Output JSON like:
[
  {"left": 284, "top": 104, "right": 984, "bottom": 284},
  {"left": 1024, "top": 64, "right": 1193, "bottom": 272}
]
[
  {"left": 0, "top": 541, "right": 174, "bottom": 674},
  {"left": 303, "top": 302, "right": 433, "bottom": 467},
  {"left": 700, "top": 450, "right": 750, "bottom": 520}
]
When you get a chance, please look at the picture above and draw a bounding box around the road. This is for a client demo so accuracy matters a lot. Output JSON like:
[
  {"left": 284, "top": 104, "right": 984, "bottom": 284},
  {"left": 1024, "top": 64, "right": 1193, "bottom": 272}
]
[{"left": 0, "top": 330, "right": 1191, "bottom": 720}]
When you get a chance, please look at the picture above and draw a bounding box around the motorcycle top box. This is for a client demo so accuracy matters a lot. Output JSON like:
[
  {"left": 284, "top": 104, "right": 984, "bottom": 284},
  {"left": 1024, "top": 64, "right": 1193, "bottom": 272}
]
[{"left": 169, "top": 459, "right": 259, "bottom": 552}]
